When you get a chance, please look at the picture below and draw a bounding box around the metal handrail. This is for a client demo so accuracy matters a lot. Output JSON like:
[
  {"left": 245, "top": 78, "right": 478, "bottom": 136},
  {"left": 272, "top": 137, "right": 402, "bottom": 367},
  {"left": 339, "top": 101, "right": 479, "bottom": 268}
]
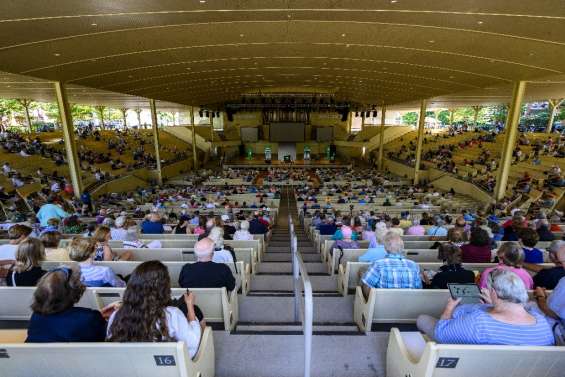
[{"left": 287, "top": 185, "right": 313, "bottom": 377}]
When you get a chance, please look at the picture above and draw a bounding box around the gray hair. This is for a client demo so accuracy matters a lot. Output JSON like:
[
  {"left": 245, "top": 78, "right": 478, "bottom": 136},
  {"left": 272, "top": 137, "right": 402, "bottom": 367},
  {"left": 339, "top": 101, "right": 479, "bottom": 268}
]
[
  {"left": 548, "top": 240, "right": 565, "bottom": 254},
  {"left": 240, "top": 220, "right": 250, "bottom": 231},
  {"left": 383, "top": 231, "right": 404, "bottom": 255},
  {"left": 487, "top": 269, "right": 528, "bottom": 304},
  {"left": 208, "top": 226, "right": 224, "bottom": 249},
  {"left": 194, "top": 237, "right": 214, "bottom": 259}
]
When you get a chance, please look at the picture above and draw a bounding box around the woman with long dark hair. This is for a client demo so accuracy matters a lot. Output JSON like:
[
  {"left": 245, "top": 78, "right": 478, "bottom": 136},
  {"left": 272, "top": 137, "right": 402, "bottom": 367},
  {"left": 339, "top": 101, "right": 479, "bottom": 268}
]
[{"left": 107, "top": 261, "right": 202, "bottom": 358}]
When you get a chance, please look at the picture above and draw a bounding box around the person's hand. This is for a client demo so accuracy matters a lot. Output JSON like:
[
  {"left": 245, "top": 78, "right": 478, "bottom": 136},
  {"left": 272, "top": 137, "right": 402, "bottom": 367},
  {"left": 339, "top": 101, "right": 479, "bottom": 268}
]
[
  {"left": 100, "top": 301, "right": 122, "bottom": 320},
  {"left": 480, "top": 288, "right": 493, "bottom": 305},
  {"left": 183, "top": 291, "right": 195, "bottom": 308},
  {"left": 446, "top": 297, "right": 462, "bottom": 311}
]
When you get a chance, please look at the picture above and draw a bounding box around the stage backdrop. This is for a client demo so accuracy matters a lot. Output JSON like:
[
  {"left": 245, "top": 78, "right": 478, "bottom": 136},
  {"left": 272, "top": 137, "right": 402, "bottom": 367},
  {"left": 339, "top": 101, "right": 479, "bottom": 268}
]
[
  {"left": 240, "top": 127, "right": 259, "bottom": 142},
  {"left": 270, "top": 123, "right": 305, "bottom": 142},
  {"left": 278, "top": 143, "right": 297, "bottom": 161}
]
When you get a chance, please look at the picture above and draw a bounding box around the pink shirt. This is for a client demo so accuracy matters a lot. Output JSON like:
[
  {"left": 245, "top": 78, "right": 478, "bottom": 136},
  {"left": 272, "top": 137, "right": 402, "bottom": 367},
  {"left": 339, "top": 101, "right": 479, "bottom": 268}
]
[{"left": 479, "top": 265, "right": 533, "bottom": 290}]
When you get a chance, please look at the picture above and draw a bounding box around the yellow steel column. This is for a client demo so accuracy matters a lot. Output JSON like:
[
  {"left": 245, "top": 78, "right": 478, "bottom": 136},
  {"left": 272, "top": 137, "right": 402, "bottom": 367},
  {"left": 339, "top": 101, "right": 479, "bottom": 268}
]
[
  {"left": 413, "top": 99, "right": 427, "bottom": 185},
  {"left": 149, "top": 99, "right": 163, "bottom": 185},
  {"left": 546, "top": 98, "right": 564, "bottom": 133},
  {"left": 191, "top": 106, "right": 198, "bottom": 169},
  {"left": 54, "top": 82, "right": 83, "bottom": 197},
  {"left": 493, "top": 81, "right": 526, "bottom": 201},
  {"left": 378, "top": 105, "right": 386, "bottom": 170}
]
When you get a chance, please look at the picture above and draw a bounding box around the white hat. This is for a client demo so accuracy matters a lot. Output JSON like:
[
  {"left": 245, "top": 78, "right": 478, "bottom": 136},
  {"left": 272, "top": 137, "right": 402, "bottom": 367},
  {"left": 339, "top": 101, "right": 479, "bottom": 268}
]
[{"left": 221, "top": 214, "right": 230, "bottom": 221}]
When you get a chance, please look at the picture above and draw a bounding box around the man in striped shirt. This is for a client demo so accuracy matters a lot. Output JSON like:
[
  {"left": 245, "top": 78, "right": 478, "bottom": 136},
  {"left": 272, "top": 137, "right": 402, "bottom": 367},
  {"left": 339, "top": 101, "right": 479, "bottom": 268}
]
[{"left": 361, "top": 232, "right": 422, "bottom": 297}]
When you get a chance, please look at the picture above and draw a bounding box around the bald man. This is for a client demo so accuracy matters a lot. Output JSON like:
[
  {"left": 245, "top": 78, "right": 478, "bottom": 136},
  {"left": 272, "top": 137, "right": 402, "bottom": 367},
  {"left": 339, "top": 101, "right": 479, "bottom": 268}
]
[
  {"left": 525, "top": 240, "right": 565, "bottom": 290},
  {"left": 178, "top": 237, "right": 236, "bottom": 291}
]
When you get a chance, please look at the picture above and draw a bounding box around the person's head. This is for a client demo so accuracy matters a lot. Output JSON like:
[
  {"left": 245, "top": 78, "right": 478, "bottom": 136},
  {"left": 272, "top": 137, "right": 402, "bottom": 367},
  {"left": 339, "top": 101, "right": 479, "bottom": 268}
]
[
  {"left": 547, "top": 240, "right": 565, "bottom": 265},
  {"left": 439, "top": 244, "right": 462, "bottom": 265},
  {"left": 7, "top": 224, "right": 32, "bottom": 244},
  {"left": 485, "top": 269, "right": 528, "bottom": 305},
  {"left": 206, "top": 218, "right": 215, "bottom": 230},
  {"left": 383, "top": 232, "right": 404, "bottom": 255},
  {"left": 114, "top": 216, "right": 127, "bottom": 229},
  {"left": 93, "top": 225, "right": 111, "bottom": 244},
  {"left": 14, "top": 238, "right": 45, "bottom": 273},
  {"left": 496, "top": 241, "right": 524, "bottom": 268},
  {"left": 40, "top": 231, "right": 62, "bottom": 248},
  {"left": 469, "top": 228, "right": 490, "bottom": 247},
  {"left": 341, "top": 226, "right": 353, "bottom": 240},
  {"left": 107, "top": 261, "right": 172, "bottom": 342},
  {"left": 68, "top": 237, "right": 96, "bottom": 262},
  {"left": 208, "top": 226, "right": 225, "bottom": 249},
  {"left": 511, "top": 215, "right": 525, "bottom": 231},
  {"left": 194, "top": 237, "right": 214, "bottom": 261},
  {"left": 455, "top": 216, "right": 466, "bottom": 228},
  {"left": 433, "top": 216, "right": 444, "bottom": 227},
  {"left": 31, "top": 266, "right": 85, "bottom": 315},
  {"left": 239, "top": 220, "right": 250, "bottom": 231},
  {"left": 518, "top": 227, "right": 539, "bottom": 248},
  {"left": 391, "top": 218, "right": 400, "bottom": 227},
  {"left": 448, "top": 226, "right": 465, "bottom": 242},
  {"left": 198, "top": 215, "right": 207, "bottom": 228},
  {"left": 149, "top": 213, "right": 161, "bottom": 223}
]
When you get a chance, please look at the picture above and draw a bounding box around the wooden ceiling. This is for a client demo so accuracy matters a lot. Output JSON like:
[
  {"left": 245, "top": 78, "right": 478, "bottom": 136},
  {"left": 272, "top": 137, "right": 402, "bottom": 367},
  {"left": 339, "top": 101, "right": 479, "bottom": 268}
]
[{"left": 0, "top": 0, "right": 564, "bottom": 107}]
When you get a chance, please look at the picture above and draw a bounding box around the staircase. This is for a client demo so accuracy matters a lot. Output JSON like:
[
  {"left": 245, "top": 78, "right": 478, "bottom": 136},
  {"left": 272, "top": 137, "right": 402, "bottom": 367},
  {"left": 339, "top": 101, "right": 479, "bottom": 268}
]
[
  {"left": 214, "top": 187, "right": 388, "bottom": 377},
  {"left": 162, "top": 126, "right": 212, "bottom": 153}
]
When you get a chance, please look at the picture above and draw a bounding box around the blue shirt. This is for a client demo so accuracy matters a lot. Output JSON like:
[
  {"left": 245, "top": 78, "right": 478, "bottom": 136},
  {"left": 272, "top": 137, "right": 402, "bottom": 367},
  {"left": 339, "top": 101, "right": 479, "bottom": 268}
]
[
  {"left": 426, "top": 226, "right": 448, "bottom": 237},
  {"left": 362, "top": 253, "right": 422, "bottom": 289},
  {"left": 358, "top": 245, "right": 387, "bottom": 263},
  {"left": 27, "top": 307, "right": 106, "bottom": 343},
  {"left": 36, "top": 203, "right": 68, "bottom": 227},
  {"left": 435, "top": 304, "right": 554, "bottom": 346},
  {"left": 140, "top": 220, "right": 164, "bottom": 234},
  {"left": 523, "top": 247, "right": 544, "bottom": 264}
]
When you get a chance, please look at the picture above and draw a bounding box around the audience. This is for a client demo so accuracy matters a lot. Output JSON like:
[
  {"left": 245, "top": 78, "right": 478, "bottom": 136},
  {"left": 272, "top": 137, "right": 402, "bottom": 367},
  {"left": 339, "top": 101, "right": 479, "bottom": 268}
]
[
  {"left": 425, "top": 244, "right": 474, "bottom": 289},
  {"left": 361, "top": 232, "right": 422, "bottom": 296},
  {"left": 140, "top": 213, "right": 165, "bottom": 234},
  {"left": 461, "top": 228, "right": 492, "bottom": 263},
  {"left": 233, "top": 220, "right": 253, "bottom": 241},
  {"left": 479, "top": 242, "right": 533, "bottom": 290},
  {"left": 26, "top": 266, "right": 107, "bottom": 342},
  {"left": 518, "top": 228, "right": 544, "bottom": 264},
  {"left": 5, "top": 238, "right": 46, "bottom": 286},
  {"left": 107, "top": 261, "right": 202, "bottom": 358},
  {"left": 416, "top": 269, "right": 554, "bottom": 346},
  {"left": 179, "top": 237, "right": 236, "bottom": 291},
  {"left": 68, "top": 237, "right": 126, "bottom": 287},
  {"left": 526, "top": 240, "right": 565, "bottom": 289}
]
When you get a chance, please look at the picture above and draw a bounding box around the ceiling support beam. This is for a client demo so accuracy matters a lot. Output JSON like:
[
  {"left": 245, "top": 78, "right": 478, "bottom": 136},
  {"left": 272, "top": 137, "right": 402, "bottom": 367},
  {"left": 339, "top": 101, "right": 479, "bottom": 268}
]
[
  {"left": 414, "top": 99, "right": 427, "bottom": 186},
  {"left": 546, "top": 98, "right": 564, "bottom": 133},
  {"left": 472, "top": 106, "right": 482, "bottom": 129},
  {"left": 378, "top": 105, "right": 386, "bottom": 171},
  {"left": 191, "top": 106, "right": 198, "bottom": 169},
  {"left": 149, "top": 99, "right": 163, "bottom": 186},
  {"left": 54, "top": 82, "right": 82, "bottom": 198},
  {"left": 493, "top": 81, "right": 526, "bottom": 201}
]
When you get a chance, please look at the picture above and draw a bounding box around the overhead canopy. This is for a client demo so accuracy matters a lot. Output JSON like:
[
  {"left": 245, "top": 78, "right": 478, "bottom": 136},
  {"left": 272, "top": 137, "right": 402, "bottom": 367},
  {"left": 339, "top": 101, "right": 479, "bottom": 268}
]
[{"left": 0, "top": 1, "right": 564, "bottom": 107}]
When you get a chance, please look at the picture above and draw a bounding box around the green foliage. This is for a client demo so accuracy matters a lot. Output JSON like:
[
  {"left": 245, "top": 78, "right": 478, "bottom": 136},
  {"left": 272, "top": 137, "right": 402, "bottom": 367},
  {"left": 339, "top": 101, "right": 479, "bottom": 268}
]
[
  {"left": 71, "top": 104, "right": 95, "bottom": 121},
  {"left": 436, "top": 110, "right": 451, "bottom": 125},
  {"left": 402, "top": 112, "right": 418, "bottom": 125}
]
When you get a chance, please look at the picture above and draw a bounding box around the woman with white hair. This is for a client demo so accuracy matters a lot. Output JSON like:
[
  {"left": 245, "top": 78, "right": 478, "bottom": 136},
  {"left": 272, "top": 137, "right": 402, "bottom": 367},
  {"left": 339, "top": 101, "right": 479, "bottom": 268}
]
[
  {"left": 208, "top": 227, "right": 234, "bottom": 264},
  {"left": 416, "top": 269, "right": 554, "bottom": 346},
  {"left": 233, "top": 220, "right": 253, "bottom": 241}
]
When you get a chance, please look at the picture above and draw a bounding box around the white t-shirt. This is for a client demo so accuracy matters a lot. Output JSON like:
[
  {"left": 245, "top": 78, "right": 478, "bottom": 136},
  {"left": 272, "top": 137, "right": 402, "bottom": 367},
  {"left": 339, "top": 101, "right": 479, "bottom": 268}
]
[
  {"left": 110, "top": 227, "right": 128, "bottom": 241},
  {"left": 233, "top": 230, "right": 253, "bottom": 241},
  {"left": 0, "top": 244, "right": 18, "bottom": 260},
  {"left": 107, "top": 306, "right": 201, "bottom": 358}
]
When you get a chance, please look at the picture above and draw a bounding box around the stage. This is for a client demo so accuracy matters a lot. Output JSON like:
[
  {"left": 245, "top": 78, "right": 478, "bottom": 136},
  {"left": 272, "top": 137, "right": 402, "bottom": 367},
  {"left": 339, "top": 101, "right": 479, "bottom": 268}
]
[{"left": 223, "top": 158, "right": 351, "bottom": 169}]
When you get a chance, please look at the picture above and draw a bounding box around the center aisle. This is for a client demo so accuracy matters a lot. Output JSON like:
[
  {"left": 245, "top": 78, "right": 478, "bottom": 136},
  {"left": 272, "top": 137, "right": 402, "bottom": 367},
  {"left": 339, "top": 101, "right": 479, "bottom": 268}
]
[{"left": 214, "top": 187, "right": 389, "bottom": 377}]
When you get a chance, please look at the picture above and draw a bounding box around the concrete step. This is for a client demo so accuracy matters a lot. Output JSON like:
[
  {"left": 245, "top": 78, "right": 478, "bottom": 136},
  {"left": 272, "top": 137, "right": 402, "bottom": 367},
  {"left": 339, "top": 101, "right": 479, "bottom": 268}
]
[
  {"left": 266, "top": 246, "right": 316, "bottom": 253},
  {"left": 250, "top": 275, "right": 338, "bottom": 292},
  {"left": 234, "top": 323, "right": 360, "bottom": 335},
  {"left": 238, "top": 295, "right": 354, "bottom": 323},
  {"left": 256, "top": 262, "right": 328, "bottom": 274},
  {"left": 262, "top": 253, "right": 321, "bottom": 262}
]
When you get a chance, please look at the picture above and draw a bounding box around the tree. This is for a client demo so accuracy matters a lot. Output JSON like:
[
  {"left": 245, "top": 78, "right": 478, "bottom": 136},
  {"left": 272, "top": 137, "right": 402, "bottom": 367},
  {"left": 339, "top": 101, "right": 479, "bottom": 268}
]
[
  {"left": 71, "top": 104, "right": 95, "bottom": 122},
  {"left": 0, "top": 99, "right": 24, "bottom": 129},
  {"left": 436, "top": 110, "right": 451, "bottom": 125},
  {"left": 94, "top": 106, "right": 107, "bottom": 129},
  {"left": 402, "top": 112, "right": 418, "bottom": 125}
]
